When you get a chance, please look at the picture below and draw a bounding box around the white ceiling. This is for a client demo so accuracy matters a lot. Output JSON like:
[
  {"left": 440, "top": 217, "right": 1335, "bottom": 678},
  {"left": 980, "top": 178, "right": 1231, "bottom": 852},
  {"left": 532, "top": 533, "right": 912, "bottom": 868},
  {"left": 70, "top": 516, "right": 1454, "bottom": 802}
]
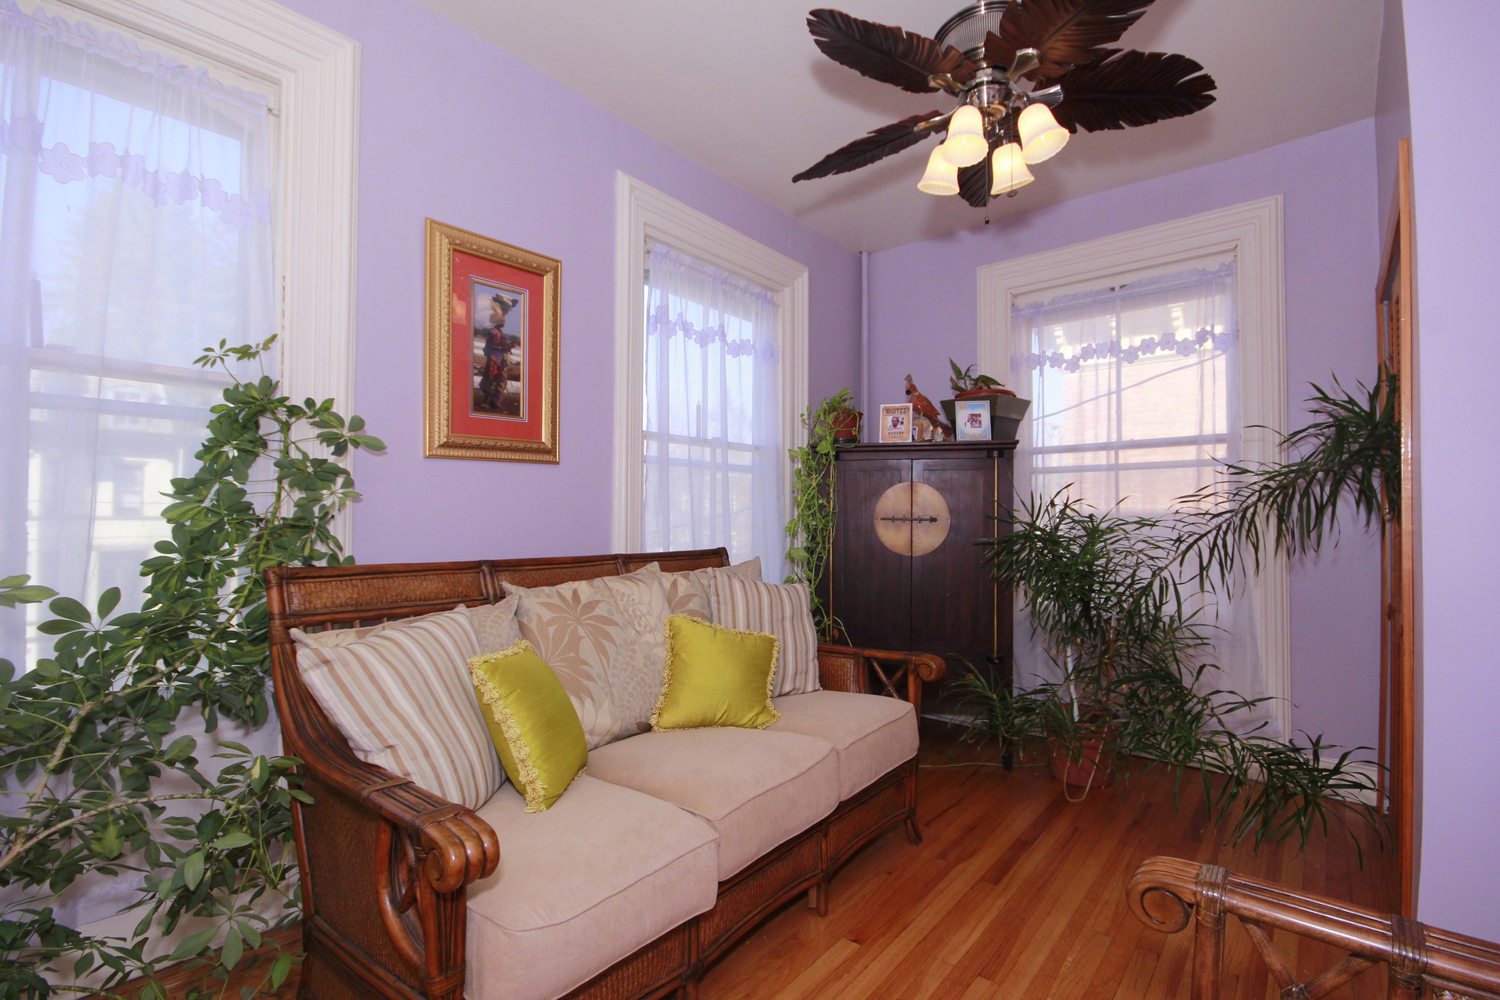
[{"left": 414, "top": 0, "right": 1384, "bottom": 253}]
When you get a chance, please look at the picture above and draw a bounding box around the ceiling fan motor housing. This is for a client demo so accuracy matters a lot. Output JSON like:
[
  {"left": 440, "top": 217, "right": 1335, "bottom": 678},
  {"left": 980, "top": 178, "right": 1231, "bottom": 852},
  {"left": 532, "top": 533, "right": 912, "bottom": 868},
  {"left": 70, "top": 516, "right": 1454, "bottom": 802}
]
[{"left": 935, "top": 1, "right": 1013, "bottom": 62}]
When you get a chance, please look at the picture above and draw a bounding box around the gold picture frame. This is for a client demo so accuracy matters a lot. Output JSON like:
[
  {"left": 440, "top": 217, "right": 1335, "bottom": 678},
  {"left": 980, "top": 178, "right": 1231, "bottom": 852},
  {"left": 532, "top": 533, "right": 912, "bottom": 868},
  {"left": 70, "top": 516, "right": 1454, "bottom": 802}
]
[{"left": 424, "top": 219, "right": 560, "bottom": 462}]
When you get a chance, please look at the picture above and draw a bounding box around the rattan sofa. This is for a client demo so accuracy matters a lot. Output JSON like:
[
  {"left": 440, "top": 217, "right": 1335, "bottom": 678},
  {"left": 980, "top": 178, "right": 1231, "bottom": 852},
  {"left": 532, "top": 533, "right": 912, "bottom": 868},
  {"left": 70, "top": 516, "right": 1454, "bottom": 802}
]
[{"left": 266, "top": 548, "right": 944, "bottom": 1000}]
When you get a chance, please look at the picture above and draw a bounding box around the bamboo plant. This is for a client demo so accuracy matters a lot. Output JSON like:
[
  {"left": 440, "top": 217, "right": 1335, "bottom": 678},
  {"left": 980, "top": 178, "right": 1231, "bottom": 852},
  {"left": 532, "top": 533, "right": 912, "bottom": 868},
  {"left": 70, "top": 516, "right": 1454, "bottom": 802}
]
[{"left": 0, "top": 338, "right": 384, "bottom": 1000}]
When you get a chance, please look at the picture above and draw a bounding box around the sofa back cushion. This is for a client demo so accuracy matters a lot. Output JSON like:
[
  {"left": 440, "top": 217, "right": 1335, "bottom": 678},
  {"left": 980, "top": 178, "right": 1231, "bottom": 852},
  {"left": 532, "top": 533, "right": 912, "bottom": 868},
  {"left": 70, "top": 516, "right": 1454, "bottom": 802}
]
[
  {"left": 295, "top": 608, "right": 503, "bottom": 809},
  {"left": 709, "top": 577, "right": 821, "bottom": 697},
  {"left": 650, "top": 557, "right": 762, "bottom": 623}
]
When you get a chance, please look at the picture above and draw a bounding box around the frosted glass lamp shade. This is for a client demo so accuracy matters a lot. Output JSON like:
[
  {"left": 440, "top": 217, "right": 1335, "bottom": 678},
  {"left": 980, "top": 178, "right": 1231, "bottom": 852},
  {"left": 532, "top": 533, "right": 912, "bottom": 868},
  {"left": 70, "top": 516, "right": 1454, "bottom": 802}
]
[
  {"left": 990, "top": 142, "right": 1034, "bottom": 195},
  {"left": 939, "top": 104, "right": 988, "bottom": 167},
  {"left": 1018, "top": 102, "right": 1069, "bottom": 164},
  {"left": 917, "top": 144, "right": 960, "bottom": 195}
]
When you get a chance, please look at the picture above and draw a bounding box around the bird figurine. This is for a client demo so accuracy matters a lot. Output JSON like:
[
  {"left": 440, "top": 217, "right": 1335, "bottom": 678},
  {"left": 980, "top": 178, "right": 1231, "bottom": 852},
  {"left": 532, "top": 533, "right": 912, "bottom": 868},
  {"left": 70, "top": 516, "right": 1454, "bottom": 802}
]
[{"left": 904, "top": 374, "right": 953, "bottom": 442}]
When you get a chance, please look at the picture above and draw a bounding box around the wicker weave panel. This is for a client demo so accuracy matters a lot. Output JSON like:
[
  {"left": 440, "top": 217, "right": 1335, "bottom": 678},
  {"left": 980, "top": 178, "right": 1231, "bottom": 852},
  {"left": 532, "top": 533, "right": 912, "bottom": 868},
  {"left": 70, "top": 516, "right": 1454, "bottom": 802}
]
[
  {"left": 284, "top": 570, "right": 487, "bottom": 618},
  {"left": 699, "top": 829, "right": 822, "bottom": 960},
  {"left": 299, "top": 781, "right": 417, "bottom": 981},
  {"left": 494, "top": 560, "right": 622, "bottom": 589},
  {"left": 817, "top": 648, "right": 864, "bottom": 694},
  {"left": 567, "top": 922, "right": 691, "bottom": 1000},
  {"left": 300, "top": 950, "right": 379, "bottom": 1000},
  {"left": 826, "top": 769, "right": 907, "bottom": 869},
  {"left": 621, "top": 550, "right": 728, "bottom": 574}
]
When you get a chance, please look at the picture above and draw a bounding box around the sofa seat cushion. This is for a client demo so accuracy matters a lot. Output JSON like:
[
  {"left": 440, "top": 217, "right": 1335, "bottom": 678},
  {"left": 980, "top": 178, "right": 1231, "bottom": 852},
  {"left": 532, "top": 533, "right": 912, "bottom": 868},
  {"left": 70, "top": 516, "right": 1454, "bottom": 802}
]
[
  {"left": 466, "top": 774, "right": 719, "bottom": 1000},
  {"left": 770, "top": 691, "right": 918, "bottom": 799},
  {"left": 585, "top": 728, "right": 839, "bottom": 880}
]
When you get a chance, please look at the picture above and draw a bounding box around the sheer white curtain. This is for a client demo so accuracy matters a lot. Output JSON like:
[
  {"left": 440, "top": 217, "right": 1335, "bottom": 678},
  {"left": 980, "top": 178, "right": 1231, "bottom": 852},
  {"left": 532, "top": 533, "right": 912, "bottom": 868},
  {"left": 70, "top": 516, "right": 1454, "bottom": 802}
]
[
  {"left": 0, "top": 0, "right": 276, "bottom": 671},
  {"left": 642, "top": 242, "right": 784, "bottom": 578},
  {"left": 1010, "top": 260, "right": 1277, "bottom": 736}
]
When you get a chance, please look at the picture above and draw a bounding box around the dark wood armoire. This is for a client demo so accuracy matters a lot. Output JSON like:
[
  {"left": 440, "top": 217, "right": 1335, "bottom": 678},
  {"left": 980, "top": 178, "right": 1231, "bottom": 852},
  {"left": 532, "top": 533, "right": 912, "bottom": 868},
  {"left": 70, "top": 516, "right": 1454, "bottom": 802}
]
[{"left": 828, "top": 442, "right": 1016, "bottom": 717}]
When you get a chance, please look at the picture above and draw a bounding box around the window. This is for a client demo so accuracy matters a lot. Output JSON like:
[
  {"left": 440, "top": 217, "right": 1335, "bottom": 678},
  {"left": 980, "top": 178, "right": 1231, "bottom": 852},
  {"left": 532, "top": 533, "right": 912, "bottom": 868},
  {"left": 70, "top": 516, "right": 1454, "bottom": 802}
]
[
  {"left": 978, "top": 198, "right": 1289, "bottom": 737},
  {"left": 614, "top": 173, "right": 808, "bottom": 580},
  {"left": 641, "top": 243, "right": 783, "bottom": 566},
  {"left": 0, "top": 0, "right": 355, "bottom": 676},
  {"left": 1017, "top": 258, "right": 1238, "bottom": 513}
]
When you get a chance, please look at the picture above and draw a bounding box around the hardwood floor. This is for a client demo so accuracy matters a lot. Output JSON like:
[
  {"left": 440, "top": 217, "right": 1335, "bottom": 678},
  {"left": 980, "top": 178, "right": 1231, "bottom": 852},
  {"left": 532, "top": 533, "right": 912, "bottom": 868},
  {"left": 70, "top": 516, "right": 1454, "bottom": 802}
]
[
  {"left": 698, "top": 723, "right": 1394, "bottom": 1000},
  {"left": 130, "top": 724, "right": 1391, "bottom": 1000}
]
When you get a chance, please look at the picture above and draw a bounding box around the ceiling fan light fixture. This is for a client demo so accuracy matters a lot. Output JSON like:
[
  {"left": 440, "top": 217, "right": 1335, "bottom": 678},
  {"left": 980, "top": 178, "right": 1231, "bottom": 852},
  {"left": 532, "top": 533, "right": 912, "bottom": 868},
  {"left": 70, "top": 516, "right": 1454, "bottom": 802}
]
[
  {"left": 917, "top": 144, "right": 961, "bottom": 196},
  {"left": 990, "top": 142, "right": 1034, "bottom": 196},
  {"left": 939, "top": 104, "right": 988, "bottom": 167},
  {"left": 1018, "top": 102, "right": 1069, "bottom": 164}
]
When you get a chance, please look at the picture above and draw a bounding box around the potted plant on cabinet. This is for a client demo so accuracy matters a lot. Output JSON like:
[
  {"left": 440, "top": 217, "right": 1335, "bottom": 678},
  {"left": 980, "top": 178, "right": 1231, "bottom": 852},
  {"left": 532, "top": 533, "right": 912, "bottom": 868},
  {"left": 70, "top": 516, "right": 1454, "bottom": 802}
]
[
  {"left": 961, "top": 491, "right": 1378, "bottom": 846},
  {"left": 941, "top": 359, "right": 1031, "bottom": 441},
  {"left": 785, "top": 389, "right": 858, "bottom": 639}
]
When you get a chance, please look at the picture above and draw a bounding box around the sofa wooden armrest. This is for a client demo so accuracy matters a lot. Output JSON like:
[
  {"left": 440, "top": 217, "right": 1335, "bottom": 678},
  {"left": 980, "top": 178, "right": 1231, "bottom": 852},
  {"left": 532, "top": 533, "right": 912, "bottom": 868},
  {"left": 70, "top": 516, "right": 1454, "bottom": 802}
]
[{"left": 817, "top": 644, "right": 946, "bottom": 714}]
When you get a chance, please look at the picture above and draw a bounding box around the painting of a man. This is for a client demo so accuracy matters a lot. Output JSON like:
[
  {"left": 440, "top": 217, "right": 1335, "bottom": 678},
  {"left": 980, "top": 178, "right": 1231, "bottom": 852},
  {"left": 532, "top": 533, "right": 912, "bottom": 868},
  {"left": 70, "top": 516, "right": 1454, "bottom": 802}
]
[{"left": 471, "top": 281, "right": 526, "bottom": 418}]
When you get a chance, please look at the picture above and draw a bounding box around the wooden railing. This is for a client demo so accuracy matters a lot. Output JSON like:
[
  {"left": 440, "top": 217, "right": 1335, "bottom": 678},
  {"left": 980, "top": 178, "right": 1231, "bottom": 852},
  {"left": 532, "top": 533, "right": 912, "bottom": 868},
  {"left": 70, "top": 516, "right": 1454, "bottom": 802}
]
[{"left": 1128, "top": 857, "right": 1500, "bottom": 999}]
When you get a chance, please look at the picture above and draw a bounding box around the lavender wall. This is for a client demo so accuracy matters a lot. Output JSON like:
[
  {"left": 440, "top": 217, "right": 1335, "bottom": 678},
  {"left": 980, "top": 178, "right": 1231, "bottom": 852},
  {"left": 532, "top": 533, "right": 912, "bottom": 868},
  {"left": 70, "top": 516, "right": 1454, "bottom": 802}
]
[
  {"left": 865, "top": 120, "right": 1383, "bottom": 751},
  {"left": 1374, "top": 0, "right": 1412, "bottom": 238},
  {"left": 1402, "top": 0, "right": 1500, "bottom": 943},
  {"left": 275, "top": 0, "right": 860, "bottom": 565}
]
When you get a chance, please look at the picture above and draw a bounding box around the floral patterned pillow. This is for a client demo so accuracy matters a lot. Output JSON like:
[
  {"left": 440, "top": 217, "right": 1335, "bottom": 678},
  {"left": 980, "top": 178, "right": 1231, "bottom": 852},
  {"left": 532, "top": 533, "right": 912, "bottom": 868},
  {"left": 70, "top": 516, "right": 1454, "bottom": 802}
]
[
  {"left": 504, "top": 578, "right": 628, "bottom": 749},
  {"left": 503, "top": 569, "right": 676, "bottom": 748},
  {"left": 648, "top": 557, "right": 762, "bottom": 624}
]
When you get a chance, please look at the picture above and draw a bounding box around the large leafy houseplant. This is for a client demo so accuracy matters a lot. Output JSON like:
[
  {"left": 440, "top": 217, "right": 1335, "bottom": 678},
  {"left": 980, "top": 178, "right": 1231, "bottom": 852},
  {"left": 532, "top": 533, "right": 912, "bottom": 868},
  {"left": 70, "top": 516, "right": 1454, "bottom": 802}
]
[
  {"left": 0, "top": 338, "right": 384, "bottom": 1000},
  {"left": 966, "top": 490, "right": 1378, "bottom": 844},
  {"left": 963, "top": 372, "right": 1401, "bottom": 845},
  {"left": 784, "top": 389, "right": 857, "bottom": 640}
]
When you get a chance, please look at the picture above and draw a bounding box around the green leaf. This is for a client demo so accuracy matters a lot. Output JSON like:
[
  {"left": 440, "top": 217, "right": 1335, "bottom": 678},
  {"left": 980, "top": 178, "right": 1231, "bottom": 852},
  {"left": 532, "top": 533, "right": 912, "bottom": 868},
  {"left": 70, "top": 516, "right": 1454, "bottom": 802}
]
[
  {"left": 212, "top": 831, "right": 253, "bottom": 851},
  {"left": 49, "top": 596, "right": 92, "bottom": 622},
  {"left": 221, "top": 925, "right": 244, "bottom": 970},
  {"left": 182, "top": 850, "right": 206, "bottom": 890},
  {"left": 167, "top": 927, "right": 217, "bottom": 963},
  {"left": 96, "top": 587, "right": 122, "bottom": 618},
  {"left": 270, "top": 952, "right": 293, "bottom": 988}
]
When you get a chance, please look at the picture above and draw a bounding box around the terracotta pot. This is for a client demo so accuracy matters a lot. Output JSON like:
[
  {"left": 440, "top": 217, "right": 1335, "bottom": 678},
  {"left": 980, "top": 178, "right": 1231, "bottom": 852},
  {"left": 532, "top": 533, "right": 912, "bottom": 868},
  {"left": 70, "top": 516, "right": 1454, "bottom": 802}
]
[
  {"left": 954, "top": 385, "right": 1015, "bottom": 399},
  {"left": 1047, "top": 727, "right": 1118, "bottom": 789},
  {"left": 829, "top": 410, "right": 861, "bottom": 443}
]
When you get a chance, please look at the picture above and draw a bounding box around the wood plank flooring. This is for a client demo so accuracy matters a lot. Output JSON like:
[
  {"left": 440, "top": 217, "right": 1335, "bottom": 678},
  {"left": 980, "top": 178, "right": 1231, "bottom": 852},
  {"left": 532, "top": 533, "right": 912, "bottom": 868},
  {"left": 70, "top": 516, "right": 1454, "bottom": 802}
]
[
  {"left": 124, "top": 724, "right": 1391, "bottom": 1000},
  {"left": 698, "top": 723, "right": 1394, "bottom": 1000}
]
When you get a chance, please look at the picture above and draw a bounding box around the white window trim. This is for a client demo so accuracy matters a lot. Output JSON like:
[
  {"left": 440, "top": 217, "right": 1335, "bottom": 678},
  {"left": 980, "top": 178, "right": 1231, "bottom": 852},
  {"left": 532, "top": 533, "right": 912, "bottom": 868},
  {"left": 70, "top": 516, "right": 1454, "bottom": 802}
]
[
  {"left": 612, "top": 172, "right": 809, "bottom": 557},
  {"left": 976, "top": 196, "right": 1290, "bottom": 738},
  {"left": 46, "top": 0, "right": 360, "bottom": 543}
]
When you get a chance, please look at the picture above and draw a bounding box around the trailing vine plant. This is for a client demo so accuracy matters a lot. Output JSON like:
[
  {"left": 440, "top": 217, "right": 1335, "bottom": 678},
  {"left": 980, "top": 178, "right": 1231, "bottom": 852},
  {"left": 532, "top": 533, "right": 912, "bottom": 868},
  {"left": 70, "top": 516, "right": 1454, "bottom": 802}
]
[
  {"left": 784, "top": 389, "right": 856, "bottom": 640},
  {"left": 0, "top": 338, "right": 384, "bottom": 1000}
]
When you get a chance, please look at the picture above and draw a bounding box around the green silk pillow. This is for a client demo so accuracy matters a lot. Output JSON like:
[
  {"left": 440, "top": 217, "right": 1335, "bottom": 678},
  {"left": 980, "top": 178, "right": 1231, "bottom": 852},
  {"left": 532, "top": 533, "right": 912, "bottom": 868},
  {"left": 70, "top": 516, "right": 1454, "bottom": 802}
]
[
  {"left": 651, "top": 615, "right": 781, "bottom": 731},
  {"left": 468, "top": 641, "right": 587, "bottom": 812}
]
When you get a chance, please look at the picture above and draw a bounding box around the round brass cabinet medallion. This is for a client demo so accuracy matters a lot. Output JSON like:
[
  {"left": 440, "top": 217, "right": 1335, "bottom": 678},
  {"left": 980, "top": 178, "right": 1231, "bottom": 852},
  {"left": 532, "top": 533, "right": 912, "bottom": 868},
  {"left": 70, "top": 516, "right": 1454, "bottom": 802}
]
[{"left": 873, "top": 481, "right": 951, "bottom": 557}]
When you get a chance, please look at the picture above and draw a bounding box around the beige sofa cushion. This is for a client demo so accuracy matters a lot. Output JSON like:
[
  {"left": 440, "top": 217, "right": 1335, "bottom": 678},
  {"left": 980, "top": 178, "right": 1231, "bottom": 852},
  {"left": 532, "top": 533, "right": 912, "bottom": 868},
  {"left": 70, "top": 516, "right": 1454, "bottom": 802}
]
[
  {"left": 466, "top": 775, "right": 719, "bottom": 1000},
  {"left": 710, "top": 576, "right": 821, "bottom": 696},
  {"left": 295, "top": 609, "right": 503, "bottom": 809},
  {"left": 585, "top": 728, "right": 839, "bottom": 880},
  {"left": 503, "top": 577, "right": 630, "bottom": 749},
  {"left": 650, "top": 557, "right": 761, "bottom": 623},
  {"left": 770, "top": 691, "right": 918, "bottom": 799}
]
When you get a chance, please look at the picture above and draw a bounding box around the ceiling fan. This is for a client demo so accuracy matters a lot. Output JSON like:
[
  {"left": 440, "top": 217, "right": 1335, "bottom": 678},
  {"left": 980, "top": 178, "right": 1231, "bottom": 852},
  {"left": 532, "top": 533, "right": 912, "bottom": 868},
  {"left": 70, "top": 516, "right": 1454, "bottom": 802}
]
[{"left": 792, "top": 0, "right": 1218, "bottom": 207}]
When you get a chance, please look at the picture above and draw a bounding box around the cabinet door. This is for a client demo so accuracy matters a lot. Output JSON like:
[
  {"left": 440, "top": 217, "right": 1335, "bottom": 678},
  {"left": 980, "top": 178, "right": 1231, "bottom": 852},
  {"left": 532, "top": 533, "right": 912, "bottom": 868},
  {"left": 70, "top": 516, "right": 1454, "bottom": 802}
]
[
  {"left": 909, "top": 454, "right": 997, "bottom": 661},
  {"left": 830, "top": 458, "right": 910, "bottom": 651}
]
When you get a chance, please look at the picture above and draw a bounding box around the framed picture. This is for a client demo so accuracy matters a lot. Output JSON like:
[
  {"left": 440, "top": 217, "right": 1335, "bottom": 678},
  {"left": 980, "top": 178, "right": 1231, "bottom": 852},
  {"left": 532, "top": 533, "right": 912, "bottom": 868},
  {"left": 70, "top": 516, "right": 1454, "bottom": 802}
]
[
  {"left": 424, "top": 219, "right": 560, "bottom": 462},
  {"left": 879, "top": 403, "right": 913, "bottom": 443},
  {"left": 954, "top": 399, "right": 991, "bottom": 441}
]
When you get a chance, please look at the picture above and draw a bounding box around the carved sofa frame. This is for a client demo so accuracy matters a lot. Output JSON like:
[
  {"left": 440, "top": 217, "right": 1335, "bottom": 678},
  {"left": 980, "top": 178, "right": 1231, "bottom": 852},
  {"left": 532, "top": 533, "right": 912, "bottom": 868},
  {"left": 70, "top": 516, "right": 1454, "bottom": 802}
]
[{"left": 266, "top": 548, "right": 945, "bottom": 1000}]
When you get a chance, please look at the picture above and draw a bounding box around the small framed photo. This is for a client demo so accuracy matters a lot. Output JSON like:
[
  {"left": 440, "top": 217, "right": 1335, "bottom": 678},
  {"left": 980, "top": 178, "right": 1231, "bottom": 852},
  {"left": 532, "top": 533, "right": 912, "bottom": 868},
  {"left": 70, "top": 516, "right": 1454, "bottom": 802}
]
[
  {"left": 954, "top": 399, "right": 991, "bottom": 441},
  {"left": 879, "top": 403, "right": 913, "bottom": 443}
]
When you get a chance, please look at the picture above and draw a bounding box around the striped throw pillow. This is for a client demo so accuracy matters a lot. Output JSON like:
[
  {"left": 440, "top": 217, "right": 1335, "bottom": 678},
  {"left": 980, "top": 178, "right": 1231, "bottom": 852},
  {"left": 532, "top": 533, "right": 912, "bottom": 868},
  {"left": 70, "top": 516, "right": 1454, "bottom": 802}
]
[
  {"left": 709, "top": 576, "right": 821, "bottom": 696},
  {"left": 295, "top": 608, "right": 504, "bottom": 809}
]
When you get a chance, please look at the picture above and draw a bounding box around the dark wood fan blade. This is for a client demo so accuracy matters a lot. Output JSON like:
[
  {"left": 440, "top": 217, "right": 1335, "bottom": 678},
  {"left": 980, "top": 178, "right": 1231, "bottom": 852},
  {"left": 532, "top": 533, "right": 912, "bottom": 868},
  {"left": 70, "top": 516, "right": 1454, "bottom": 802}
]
[
  {"left": 957, "top": 157, "right": 992, "bottom": 208},
  {"left": 987, "top": 0, "right": 1156, "bottom": 80},
  {"left": 1048, "top": 49, "right": 1216, "bottom": 132},
  {"left": 792, "top": 111, "right": 942, "bottom": 182},
  {"left": 808, "top": 9, "right": 976, "bottom": 93}
]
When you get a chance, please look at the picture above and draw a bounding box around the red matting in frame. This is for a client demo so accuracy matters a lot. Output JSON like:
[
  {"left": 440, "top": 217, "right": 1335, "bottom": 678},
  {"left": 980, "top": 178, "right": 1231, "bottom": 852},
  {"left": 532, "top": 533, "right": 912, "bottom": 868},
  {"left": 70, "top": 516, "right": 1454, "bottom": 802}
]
[{"left": 447, "top": 249, "right": 547, "bottom": 443}]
